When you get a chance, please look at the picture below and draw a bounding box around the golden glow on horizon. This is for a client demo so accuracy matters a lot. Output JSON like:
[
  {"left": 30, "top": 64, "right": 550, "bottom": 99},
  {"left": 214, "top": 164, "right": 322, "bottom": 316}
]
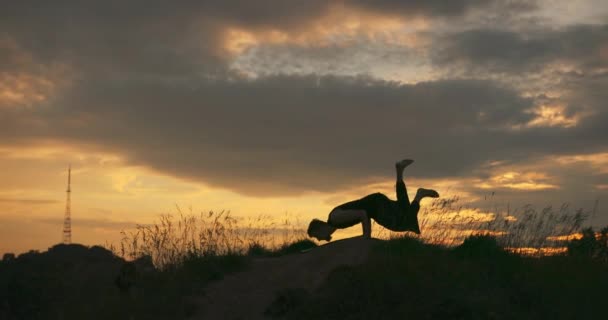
[
  {"left": 547, "top": 233, "right": 583, "bottom": 241},
  {"left": 0, "top": 143, "right": 335, "bottom": 255},
  {"left": 424, "top": 208, "right": 496, "bottom": 224},
  {"left": 475, "top": 171, "right": 558, "bottom": 191},
  {"left": 0, "top": 142, "right": 485, "bottom": 255},
  {"left": 506, "top": 247, "right": 567, "bottom": 256},
  {"left": 0, "top": 142, "right": 606, "bottom": 256}
]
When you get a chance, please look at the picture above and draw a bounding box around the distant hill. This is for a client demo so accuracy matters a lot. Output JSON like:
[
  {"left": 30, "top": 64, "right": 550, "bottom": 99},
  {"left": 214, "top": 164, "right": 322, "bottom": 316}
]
[{"left": 0, "top": 243, "right": 153, "bottom": 320}]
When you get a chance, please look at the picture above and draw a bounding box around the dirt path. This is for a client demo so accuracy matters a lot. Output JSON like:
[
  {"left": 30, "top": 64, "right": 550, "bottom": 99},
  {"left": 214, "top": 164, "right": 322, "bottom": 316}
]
[{"left": 193, "top": 237, "right": 377, "bottom": 319}]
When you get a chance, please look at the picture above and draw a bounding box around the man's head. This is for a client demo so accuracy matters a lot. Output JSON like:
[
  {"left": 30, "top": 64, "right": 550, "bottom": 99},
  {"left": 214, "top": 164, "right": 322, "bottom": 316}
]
[{"left": 307, "top": 219, "right": 335, "bottom": 242}]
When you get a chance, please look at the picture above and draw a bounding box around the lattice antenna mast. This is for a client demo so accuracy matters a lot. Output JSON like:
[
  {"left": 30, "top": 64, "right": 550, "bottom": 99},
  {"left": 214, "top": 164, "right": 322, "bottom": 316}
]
[{"left": 62, "top": 165, "right": 72, "bottom": 244}]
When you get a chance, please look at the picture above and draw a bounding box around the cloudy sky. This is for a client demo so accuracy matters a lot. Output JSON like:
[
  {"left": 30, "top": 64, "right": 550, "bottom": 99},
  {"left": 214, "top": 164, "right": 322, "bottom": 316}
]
[{"left": 1, "top": 0, "right": 607, "bottom": 255}]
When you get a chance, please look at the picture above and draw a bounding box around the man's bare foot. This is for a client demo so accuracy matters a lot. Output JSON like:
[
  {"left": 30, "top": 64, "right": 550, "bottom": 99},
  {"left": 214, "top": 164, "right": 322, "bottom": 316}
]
[
  {"left": 415, "top": 188, "right": 440, "bottom": 201},
  {"left": 395, "top": 159, "right": 414, "bottom": 171}
]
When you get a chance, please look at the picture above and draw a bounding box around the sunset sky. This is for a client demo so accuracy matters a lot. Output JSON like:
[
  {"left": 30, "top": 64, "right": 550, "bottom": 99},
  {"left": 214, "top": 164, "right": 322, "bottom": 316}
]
[{"left": 1, "top": 0, "right": 607, "bottom": 255}]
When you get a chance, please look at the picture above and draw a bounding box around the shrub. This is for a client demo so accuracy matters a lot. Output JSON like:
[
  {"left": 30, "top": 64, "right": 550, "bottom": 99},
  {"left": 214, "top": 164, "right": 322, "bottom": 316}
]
[
  {"left": 567, "top": 226, "right": 608, "bottom": 262},
  {"left": 454, "top": 234, "right": 506, "bottom": 258}
]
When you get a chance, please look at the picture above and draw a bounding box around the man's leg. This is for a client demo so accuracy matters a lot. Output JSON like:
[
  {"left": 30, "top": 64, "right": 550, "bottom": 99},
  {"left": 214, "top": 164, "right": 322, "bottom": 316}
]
[
  {"left": 395, "top": 159, "right": 414, "bottom": 206},
  {"left": 414, "top": 188, "right": 440, "bottom": 202},
  {"left": 328, "top": 209, "right": 371, "bottom": 239},
  {"left": 393, "top": 159, "right": 438, "bottom": 234},
  {"left": 394, "top": 159, "right": 439, "bottom": 203}
]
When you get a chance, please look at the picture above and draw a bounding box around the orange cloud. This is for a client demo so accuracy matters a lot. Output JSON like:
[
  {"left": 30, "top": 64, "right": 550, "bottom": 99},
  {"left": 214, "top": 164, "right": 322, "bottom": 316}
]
[
  {"left": 0, "top": 72, "right": 54, "bottom": 107},
  {"left": 222, "top": 6, "right": 431, "bottom": 56},
  {"left": 0, "top": 36, "right": 73, "bottom": 108},
  {"left": 475, "top": 171, "right": 559, "bottom": 191},
  {"left": 526, "top": 104, "right": 580, "bottom": 128},
  {"left": 556, "top": 153, "right": 608, "bottom": 174}
]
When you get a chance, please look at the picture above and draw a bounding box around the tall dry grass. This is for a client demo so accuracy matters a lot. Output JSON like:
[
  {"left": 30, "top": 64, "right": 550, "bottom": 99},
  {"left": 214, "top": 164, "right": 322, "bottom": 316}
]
[
  {"left": 110, "top": 196, "right": 595, "bottom": 266},
  {"left": 408, "top": 195, "right": 590, "bottom": 255},
  {"left": 110, "top": 207, "right": 308, "bottom": 268}
]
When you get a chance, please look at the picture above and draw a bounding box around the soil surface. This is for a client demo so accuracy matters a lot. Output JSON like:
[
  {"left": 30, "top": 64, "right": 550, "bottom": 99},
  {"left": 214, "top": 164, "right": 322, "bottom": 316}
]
[{"left": 194, "top": 237, "right": 378, "bottom": 319}]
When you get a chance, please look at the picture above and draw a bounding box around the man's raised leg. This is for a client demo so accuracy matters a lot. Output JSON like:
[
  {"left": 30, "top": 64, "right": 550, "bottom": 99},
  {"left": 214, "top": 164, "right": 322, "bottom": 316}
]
[
  {"left": 414, "top": 188, "right": 440, "bottom": 202},
  {"left": 395, "top": 159, "right": 414, "bottom": 205}
]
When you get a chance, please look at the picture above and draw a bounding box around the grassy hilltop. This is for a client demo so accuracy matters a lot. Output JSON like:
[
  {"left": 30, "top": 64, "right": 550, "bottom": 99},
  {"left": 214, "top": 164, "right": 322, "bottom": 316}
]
[
  {"left": 1, "top": 207, "right": 607, "bottom": 319},
  {"left": 1, "top": 231, "right": 607, "bottom": 320},
  {"left": 278, "top": 234, "right": 608, "bottom": 320}
]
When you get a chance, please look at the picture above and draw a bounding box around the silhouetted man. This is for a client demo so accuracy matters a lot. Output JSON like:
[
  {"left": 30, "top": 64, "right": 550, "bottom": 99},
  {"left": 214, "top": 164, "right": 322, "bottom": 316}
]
[{"left": 308, "top": 159, "right": 439, "bottom": 241}]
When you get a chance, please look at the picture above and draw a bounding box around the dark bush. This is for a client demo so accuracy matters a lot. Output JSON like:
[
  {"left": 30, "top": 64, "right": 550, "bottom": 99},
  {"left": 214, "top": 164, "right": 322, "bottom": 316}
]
[
  {"left": 568, "top": 226, "right": 608, "bottom": 262},
  {"left": 454, "top": 234, "right": 506, "bottom": 258}
]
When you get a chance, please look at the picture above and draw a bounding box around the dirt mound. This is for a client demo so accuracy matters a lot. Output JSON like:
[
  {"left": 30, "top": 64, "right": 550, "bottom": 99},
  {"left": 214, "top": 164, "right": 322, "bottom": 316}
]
[{"left": 195, "top": 237, "right": 378, "bottom": 320}]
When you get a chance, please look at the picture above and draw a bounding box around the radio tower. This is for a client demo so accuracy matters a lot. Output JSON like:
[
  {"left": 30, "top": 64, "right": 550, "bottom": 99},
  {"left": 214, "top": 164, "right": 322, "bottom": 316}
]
[{"left": 62, "top": 165, "right": 72, "bottom": 244}]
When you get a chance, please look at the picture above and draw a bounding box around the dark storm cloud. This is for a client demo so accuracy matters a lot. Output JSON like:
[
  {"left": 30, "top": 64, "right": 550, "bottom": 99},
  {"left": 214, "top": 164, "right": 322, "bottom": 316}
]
[
  {"left": 0, "top": 2, "right": 229, "bottom": 77},
  {"left": 0, "top": 0, "right": 541, "bottom": 83},
  {"left": 427, "top": 22, "right": 608, "bottom": 172},
  {"left": 0, "top": 0, "right": 607, "bottom": 199},
  {"left": 433, "top": 24, "right": 608, "bottom": 74},
  {"left": 0, "top": 0, "right": 518, "bottom": 83},
  {"left": 3, "top": 73, "right": 606, "bottom": 196},
  {"left": 565, "top": 71, "right": 608, "bottom": 135},
  {"left": 0, "top": 0, "right": 501, "bottom": 63},
  {"left": 350, "top": 0, "right": 536, "bottom": 17}
]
